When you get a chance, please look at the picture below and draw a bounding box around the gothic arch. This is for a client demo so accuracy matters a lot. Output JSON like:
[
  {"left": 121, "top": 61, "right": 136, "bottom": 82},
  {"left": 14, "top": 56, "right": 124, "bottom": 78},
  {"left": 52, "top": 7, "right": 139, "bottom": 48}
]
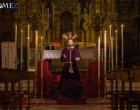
[{"left": 60, "top": 11, "right": 73, "bottom": 34}]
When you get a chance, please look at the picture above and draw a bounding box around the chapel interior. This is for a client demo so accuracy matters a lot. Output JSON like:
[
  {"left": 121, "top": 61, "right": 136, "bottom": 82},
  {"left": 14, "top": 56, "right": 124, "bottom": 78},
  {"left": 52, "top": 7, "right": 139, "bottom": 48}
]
[{"left": 0, "top": 0, "right": 140, "bottom": 110}]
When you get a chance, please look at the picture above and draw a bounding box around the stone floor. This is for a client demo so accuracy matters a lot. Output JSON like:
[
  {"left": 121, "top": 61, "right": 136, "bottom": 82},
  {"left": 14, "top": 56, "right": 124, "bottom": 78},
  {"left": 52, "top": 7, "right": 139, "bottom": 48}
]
[{"left": 23, "top": 98, "right": 111, "bottom": 110}]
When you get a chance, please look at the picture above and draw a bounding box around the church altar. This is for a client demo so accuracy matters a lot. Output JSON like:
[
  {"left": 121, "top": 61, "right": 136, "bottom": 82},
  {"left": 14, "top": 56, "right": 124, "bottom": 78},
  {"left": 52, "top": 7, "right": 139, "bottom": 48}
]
[
  {"left": 43, "top": 49, "right": 96, "bottom": 60},
  {"left": 35, "top": 48, "right": 104, "bottom": 98}
]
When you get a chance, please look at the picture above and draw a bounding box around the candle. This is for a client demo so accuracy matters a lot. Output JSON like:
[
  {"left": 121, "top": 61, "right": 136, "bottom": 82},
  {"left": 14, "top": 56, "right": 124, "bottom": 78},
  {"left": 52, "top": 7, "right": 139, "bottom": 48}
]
[
  {"left": 20, "top": 30, "right": 23, "bottom": 70},
  {"left": 41, "top": 36, "right": 43, "bottom": 78},
  {"left": 27, "top": 25, "right": 30, "bottom": 71},
  {"left": 110, "top": 25, "right": 112, "bottom": 39},
  {"left": 15, "top": 24, "right": 17, "bottom": 69},
  {"left": 115, "top": 30, "right": 118, "bottom": 68},
  {"left": 121, "top": 25, "right": 124, "bottom": 68},
  {"left": 111, "top": 37, "right": 114, "bottom": 70},
  {"left": 34, "top": 30, "right": 38, "bottom": 98},
  {"left": 104, "top": 31, "right": 107, "bottom": 72},
  {"left": 35, "top": 31, "right": 38, "bottom": 73},
  {"left": 98, "top": 37, "right": 100, "bottom": 79},
  {"left": 41, "top": 36, "right": 43, "bottom": 98},
  {"left": 109, "top": 25, "right": 112, "bottom": 71},
  {"left": 98, "top": 37, "right": 100, "bottom": 98}
]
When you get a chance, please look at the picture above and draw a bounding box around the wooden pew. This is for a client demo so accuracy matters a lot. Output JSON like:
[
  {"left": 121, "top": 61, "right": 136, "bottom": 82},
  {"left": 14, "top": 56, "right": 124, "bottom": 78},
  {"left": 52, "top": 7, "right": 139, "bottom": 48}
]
[
  {"left": 106, "top": 70, "right": 116, "bottom": 109},
  {"left": 126, "top": 67, "right": 140, "bottom": 110},
  {"left": 0, "top": 69, "right": 35, "bottom": 110},
  {"left": 113, "top": 67, "right": 140, "bottom": 110},
  {"left": 106, "top": 68, "right": 131, "bottom": 110}
]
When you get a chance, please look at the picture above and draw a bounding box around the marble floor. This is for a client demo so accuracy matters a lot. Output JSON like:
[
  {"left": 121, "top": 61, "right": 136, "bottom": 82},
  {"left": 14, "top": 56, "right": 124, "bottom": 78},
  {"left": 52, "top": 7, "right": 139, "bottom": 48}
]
[{"left": 24, "top": 98, "right": 111, "bottom": 110}]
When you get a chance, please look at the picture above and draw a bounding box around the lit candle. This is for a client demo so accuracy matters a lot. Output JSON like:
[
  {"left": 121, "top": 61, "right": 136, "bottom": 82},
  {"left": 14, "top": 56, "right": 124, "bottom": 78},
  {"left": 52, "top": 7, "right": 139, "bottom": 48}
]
[
  {"left": 34, "top": 30, "right": 38, "bottom": 98},
  {"left": 121, "top": 25, "right": 124, "bottom": 68},
  {"left": 98, "top": 37, "right": 100, "bottom": 98},
  {"left": 115, "top": 30, "right": 118, "bottom": 68},
  {"left": 15, "top": 24, "right": 17, "bottom": 69},
  {"left": 41, "top": 36, "right": 43, "bottom": 98},
  {"left": 41, "top": 36, "right": 43, "bottom": 78},
  {"left": 111, "top": 37, "right": 114, "bottom": 70},
  {"left": 98, "top": 37, "right": 100, "bottom": 79},
  {"left": 104, "top": 31, "right": 107, "bottom": 72},
  {"left": 20, "top": 30, "right": 23, "bottom": 70},
  {"left": 35, "top": 31, "right": 38, "bottom": 73},
  {"left": 109, "top": 25, "right": 112, "bottom": 71},
  {"left": 27, "top": 25, "right": 30, "bottom": 71},
  {"left": 109, "top": 25, "right": 112, "bottom": 39}
]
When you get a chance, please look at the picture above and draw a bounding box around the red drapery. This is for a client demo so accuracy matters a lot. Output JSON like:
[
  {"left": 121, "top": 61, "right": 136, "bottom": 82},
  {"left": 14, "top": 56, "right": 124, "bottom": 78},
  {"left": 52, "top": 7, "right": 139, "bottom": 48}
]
[
  {"left": 35, "top": 60, "right": 52, "bottom": 98},
  {"left": 34, "top": 60, "right": 104, "bottom": 98},
  {"left": 85, "top": 61, "right": 104, "bottom": 98}
]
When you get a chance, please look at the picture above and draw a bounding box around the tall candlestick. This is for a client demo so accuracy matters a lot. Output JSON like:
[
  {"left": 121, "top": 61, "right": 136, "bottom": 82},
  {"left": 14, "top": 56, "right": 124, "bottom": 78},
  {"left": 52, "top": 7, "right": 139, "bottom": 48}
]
[
  {"left": 121, "top": 25, "right": 124, "bottom": 69},
  {"left": 15, "top": 24, "right": 17, "bottom": 69},
  {"left": 98, "top": 37, "right": 100, "bottom": 99},
  {"left": 115, "top": 30, "right": 118, "bottom": 68},
  {"left": 20, "top": 30, "right": 23, "bottom": 70},
  {"left": 27, "top": 25, "right": 30, "bottom": 71}
]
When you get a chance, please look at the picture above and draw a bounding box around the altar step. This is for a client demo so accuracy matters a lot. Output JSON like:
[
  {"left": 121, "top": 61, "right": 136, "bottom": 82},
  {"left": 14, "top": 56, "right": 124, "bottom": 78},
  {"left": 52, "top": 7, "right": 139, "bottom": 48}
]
[{"left": 57, "top": 96, "right": 87, "bottom": 105}]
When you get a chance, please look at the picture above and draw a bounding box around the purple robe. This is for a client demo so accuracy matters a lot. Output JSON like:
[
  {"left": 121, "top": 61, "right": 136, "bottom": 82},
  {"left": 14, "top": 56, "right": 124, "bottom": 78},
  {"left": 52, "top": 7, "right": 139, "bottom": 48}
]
[{"left": 58, "top": 47, "right": 81, "bottom": 90}]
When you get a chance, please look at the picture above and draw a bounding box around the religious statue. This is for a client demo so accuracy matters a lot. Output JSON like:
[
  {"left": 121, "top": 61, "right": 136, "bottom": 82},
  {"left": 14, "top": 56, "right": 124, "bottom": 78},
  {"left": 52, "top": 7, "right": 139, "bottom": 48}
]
[{"left": 58, "top": 32, "right": 81, "bottom": 91}]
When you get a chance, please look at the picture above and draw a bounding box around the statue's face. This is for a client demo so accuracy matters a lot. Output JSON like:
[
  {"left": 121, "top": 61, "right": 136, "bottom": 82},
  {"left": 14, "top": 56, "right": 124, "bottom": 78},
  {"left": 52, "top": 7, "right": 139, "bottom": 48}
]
[{"left": 68, "top": 39, "right": 74, "bottom": 47}]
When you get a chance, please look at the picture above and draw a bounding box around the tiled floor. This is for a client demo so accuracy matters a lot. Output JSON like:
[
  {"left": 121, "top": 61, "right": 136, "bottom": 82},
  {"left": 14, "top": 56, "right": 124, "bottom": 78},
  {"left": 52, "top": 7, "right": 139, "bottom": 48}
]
[{"left": 26, "top": 98, "right": 111, "bottom": 110}]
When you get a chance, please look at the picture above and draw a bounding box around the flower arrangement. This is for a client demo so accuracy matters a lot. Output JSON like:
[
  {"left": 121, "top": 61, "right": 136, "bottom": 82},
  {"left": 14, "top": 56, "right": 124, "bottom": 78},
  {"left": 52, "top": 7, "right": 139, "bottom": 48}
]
[{"left": 60, "top": 80, "right": 83, "bottom": 98}]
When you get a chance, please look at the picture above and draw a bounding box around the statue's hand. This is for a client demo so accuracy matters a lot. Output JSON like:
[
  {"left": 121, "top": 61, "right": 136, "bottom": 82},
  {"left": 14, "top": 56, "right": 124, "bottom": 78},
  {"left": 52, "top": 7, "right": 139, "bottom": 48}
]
[
  {"left": 63, "top": 54, "right": 66, "bottom": 59},
  {"left": 75, "top": 57, "right": 80, "bottom": 62}
]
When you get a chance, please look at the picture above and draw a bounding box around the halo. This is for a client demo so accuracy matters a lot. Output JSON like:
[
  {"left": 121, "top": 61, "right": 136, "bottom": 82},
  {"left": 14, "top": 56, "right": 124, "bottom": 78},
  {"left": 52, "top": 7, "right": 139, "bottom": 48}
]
[{"left": 62, "top": 32, "right": 78, "bottom": 40}]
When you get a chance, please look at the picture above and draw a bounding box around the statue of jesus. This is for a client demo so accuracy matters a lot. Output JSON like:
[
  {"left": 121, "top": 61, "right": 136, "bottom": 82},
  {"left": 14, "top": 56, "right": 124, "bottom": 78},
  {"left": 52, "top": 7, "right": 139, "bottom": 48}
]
[{"left": 58, "top": 32, "right": 81, "bottom": 91}]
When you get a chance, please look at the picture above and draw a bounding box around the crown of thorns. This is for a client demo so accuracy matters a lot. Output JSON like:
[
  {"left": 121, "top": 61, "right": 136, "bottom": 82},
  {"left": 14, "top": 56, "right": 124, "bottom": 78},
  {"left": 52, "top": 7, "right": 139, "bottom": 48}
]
[{"left": 62, "top": 32, "right": 78, "bottom": 40}]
